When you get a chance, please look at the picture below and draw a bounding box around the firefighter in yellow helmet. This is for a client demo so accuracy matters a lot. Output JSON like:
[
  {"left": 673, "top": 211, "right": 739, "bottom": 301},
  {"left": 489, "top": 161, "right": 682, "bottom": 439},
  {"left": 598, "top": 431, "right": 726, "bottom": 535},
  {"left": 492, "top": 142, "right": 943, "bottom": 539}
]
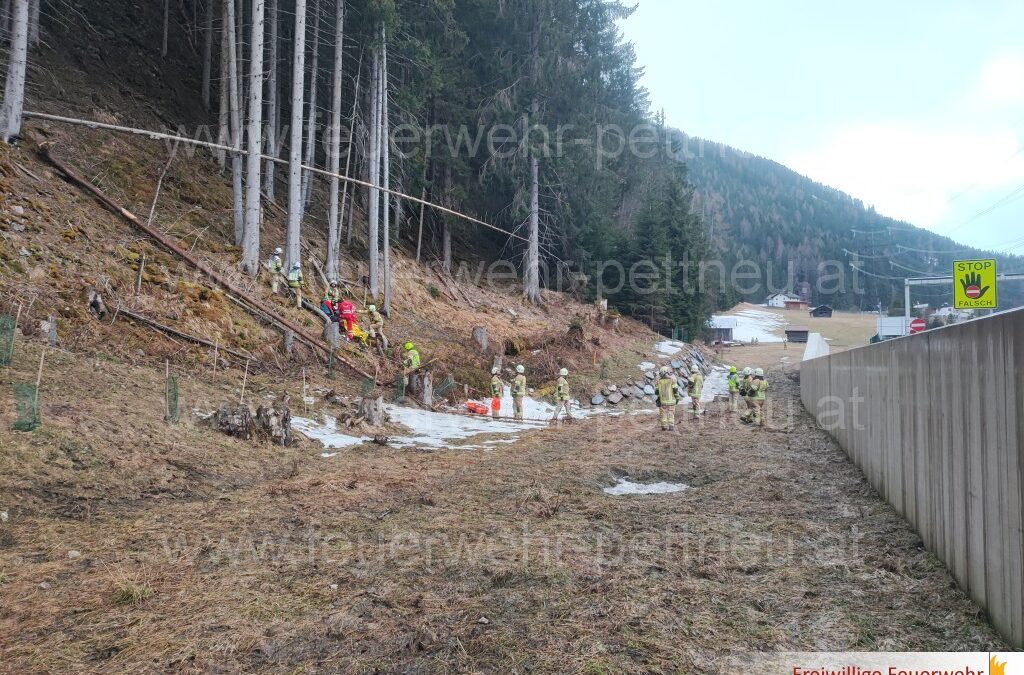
[
  {"left": 511, "top": 364, "right": 527, "bottom": 421},
  {"left": 401, "top": 342, "right": 422, "bottom": 397},
  {"left": 551, "top": 368, "right": 573, "bottom": 422},
  {"left": 655, "top": 366, "right": 678, "bottom": 431},
  {"left": 287, "top": 262, "right": 305, "bottom": 308},
  {"left": 726, "top": 365, "right": 739, "bottom": 411},
  {"left": 687, "top": 363, "right": 704, "bottom": 415},
  {"left": 266, "top": 247, "right": 284, "bottom": 295},
  {"left": 489, "top": 366, "right": 504, "bottom": 419}
]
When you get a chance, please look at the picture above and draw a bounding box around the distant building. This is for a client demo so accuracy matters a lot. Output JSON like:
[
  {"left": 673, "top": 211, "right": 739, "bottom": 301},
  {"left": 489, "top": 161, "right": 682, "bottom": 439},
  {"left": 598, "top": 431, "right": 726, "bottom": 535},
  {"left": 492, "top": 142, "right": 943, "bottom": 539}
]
[
  {"left": 809, "top": 305, "right": 834, "bottom": 318},
  {"left": 708, "top": 315, "right": 737, "bottom": 343},
  {"left": 765, "top": 292, "right": 801, "bottom": 308},
  {"left": 934, "top": 306, "right": 972, "bottom": 322},
  {"left": 875, "top": 316, "right": 909, "bottom": 341},
  {"left": 785, "top": 325, "right": 810, "bottom": 343},
  {"left": 784, "top": 299, "right": 810, "bottom": 311}
]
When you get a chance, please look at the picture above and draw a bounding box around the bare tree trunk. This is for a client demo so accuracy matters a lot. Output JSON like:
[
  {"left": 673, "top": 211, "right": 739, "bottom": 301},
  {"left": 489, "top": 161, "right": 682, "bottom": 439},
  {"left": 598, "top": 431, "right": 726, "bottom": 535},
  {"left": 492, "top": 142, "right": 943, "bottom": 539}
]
[
  {"left": 442, "top": 165, "right": 452, "bottom": 273},
  {"left": 0, "top": 0, "right": 28, "bottom": 143},
  {"left": 241, "top": 0, "right": 265, "bottom": 276},
  {"left": 524, "top": 153, "right": 541, "bottom": 304},
  {"left": 161, "top": 0, "right": 169, "bottom": 57},
  {"left": 381, "top": 25, "right": 391, "bottom": 314},
  {"left": 226, "top": 0, "right": 244, "bottom": 245},
  {"left": 523, "top": 8, "right": 541, "bottom": 305},
  {"left": 285, "top": 0, "right": 307, "bottom": 269},
  {"left": 301, "top": 0, "right": 320, "bottom": 209},
  {"left": 325, "top": 0, "right": 345, "bottom": 281},
  {"left": 201, "top": 0, "right": 214, "bottom": 111},
  {"left": 263, "top": 0, "right": 278, "bottom": 201},
  {"left": 217, "top": 0, "right": 229, "bottom": 167},
  {"left": 366, "top": 47, "right": 380, "bottom": 299},
  {"left": 343, "top": 52, "right": 361, "bottom": 248},
  {"left": 26, "top": 0, "right": 36, "bottom": 47}
]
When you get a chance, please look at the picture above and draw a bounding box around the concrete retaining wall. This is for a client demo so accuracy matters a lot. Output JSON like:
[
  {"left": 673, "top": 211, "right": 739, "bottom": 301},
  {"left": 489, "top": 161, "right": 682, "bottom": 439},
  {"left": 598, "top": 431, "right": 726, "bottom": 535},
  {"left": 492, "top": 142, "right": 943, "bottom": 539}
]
[{"left": 800, "top": 308, "right": 1023, "bottom": 647}]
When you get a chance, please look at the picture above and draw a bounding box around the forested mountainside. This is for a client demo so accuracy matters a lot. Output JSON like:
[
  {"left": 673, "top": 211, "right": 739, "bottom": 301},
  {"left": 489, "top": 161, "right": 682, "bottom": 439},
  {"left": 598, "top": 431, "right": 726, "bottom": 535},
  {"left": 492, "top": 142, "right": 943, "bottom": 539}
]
[
  {"left": 0, "top": 0, "right": 711, "bottom": 336},
  {"left": 678, "top": 133, "right": 1024, "bottom": 311}
]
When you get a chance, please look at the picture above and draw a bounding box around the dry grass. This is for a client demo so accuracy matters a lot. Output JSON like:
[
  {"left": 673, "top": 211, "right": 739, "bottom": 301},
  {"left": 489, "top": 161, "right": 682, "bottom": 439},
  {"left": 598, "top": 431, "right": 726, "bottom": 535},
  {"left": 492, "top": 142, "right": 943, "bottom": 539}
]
[{"left": 0, "top": 342, "right": 1005, "bottom": 671}]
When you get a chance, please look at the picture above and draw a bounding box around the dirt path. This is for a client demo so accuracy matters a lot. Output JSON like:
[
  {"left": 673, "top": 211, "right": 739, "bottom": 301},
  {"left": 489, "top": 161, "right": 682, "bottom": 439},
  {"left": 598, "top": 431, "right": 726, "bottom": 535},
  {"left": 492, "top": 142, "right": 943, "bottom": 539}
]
[{"left": 0, "top": 364, "right": 1004, "bottom": 672}]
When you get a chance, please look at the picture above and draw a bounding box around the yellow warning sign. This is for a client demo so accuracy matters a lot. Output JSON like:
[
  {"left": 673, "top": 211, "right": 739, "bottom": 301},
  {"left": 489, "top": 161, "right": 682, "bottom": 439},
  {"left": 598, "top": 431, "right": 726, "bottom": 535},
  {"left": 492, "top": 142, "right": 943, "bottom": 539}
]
[{"left": 953, "top": 259, "right": 998, "bottom": 309}]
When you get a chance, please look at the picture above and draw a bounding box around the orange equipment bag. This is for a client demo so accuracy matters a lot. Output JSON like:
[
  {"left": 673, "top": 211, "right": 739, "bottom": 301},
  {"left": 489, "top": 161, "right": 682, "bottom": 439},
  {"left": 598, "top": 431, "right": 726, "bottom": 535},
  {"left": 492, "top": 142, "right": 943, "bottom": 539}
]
[{"left": 465, "top": 401, "right": 489, "bottom": 415}]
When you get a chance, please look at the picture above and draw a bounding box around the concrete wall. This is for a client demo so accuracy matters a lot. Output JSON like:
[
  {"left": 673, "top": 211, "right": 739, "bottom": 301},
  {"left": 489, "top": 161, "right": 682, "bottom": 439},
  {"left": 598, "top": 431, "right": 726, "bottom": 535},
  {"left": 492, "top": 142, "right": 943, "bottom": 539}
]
[{"left": 800, "top": 308, "right": 1023, "bottom": 647}]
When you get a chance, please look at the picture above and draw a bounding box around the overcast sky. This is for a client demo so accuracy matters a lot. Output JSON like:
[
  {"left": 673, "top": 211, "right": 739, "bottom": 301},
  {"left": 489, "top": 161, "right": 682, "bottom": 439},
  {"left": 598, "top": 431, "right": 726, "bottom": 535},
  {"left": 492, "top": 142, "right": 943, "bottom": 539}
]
[{"left": 620, "top": 0, "right": 1024, "bottom": 253}]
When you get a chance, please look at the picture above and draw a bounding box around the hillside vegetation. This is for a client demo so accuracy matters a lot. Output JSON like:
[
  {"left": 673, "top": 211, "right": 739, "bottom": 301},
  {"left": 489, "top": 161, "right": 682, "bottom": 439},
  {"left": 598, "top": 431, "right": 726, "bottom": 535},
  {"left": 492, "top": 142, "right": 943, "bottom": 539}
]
[{"left": 679, "top": 134, "right": 1024, "bottom": 311}]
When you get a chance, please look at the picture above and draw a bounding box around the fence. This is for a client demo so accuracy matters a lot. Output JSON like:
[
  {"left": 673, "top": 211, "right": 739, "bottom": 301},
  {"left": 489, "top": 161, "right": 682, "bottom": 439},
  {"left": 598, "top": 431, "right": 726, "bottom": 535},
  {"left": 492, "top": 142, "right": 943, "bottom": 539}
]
[{"left": 800, "top": 308, "right": 1023, "bottom": 647}]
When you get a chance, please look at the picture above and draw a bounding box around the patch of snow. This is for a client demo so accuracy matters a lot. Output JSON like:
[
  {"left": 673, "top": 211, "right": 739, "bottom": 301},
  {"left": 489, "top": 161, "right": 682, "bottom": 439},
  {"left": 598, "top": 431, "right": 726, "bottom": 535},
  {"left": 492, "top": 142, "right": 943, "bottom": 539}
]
[
  {"left": 603, "top": 478, "right": 690, "bottom": 496},
  {"left": 638, "top": 361, "right": 657, "bottom": 372},
  {"left": 655, "top": 340, "right": 686, "bottom": 355},
  {"left": 292, "top": 415, "right": 370, "bottom": 450},
  {"left": 730, "top": 308, "right": 786, "bottom": 343}
]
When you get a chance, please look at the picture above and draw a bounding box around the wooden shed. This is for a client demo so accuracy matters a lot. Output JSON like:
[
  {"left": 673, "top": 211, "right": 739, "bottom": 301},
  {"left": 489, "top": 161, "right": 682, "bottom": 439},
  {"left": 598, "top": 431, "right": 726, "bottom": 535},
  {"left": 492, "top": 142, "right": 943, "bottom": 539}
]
[
  {"left": 809, "top": 305, "right": 834, "bottom": 318},
  {"left": 785, "top": 325, "right": 810, "bottom": 343}
]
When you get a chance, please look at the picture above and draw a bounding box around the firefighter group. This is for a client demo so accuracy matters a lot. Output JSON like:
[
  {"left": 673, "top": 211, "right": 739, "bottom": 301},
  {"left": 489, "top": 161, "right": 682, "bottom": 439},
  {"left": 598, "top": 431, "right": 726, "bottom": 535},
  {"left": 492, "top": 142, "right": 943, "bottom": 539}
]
[{"left": 266, "top": 249, "right": 767, "bottom": 428}]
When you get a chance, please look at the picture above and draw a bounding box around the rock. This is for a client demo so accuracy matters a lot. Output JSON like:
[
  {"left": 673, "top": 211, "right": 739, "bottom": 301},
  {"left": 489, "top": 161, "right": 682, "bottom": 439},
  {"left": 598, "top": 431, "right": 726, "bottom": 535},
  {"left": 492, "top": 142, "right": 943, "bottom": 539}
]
[
  {"left": 632, "top": 386, "right": 646, "bottom": 398},
  {"left": 11, "top": 205, "right": 24, "bottom": 216},
  {"left": 0, "top": 511, "right": 7, "bottom": 522},
  {"left": 18, "top": 247, "right": 29, "bottom": 257},
  {"left": 39, "top": 582, "right": 50, "bottom": 590},
  {"left": 607, "top": 392, "right": 623, "bottom": 405},
  {"left": 329, "top": 583, "right": 339, "bottom": 591},
  {"left": 643, "top": 396, "right": 655, "bottom": 403},
  {"left": 11, "top": 221, "right": 25, "bottom": 232},
  {"left": 135, "top": 349, "right": 146, "bottom": 358},
  {"left": 671, "top": 360, "right": 683, "bottom": 370},
  {"left": 477, "top": 616, "right": 490, "bottom": 625},
  {"left": 643, "top": 384, "right": 656, "bottom": 396},
  {"left": 608, "top": 384, "right": 617, "bottom": 392},
  {"left": 68, "top": 550, "right": 81, "bottom": 559},
  {"left": 644, "top": 370, "right": 656, "bottom": 380},
  {"left": 591, "top": 394, "right": 605, "bottom": 406},
  {"left": 601, "top": 388, "right": 610, "bottom": 397},
  {"left": 620, "top": 387, "right": 632, "bottom": 398}
]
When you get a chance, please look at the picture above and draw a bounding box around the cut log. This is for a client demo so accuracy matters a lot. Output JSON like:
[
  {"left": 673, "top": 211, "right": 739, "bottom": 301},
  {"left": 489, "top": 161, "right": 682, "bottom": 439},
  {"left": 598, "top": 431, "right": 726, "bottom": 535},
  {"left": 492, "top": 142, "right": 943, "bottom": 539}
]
[
  {"left": 38, "top": 144, "right": 382, "bottom": 384},
  {"left": 116, "top": 306, "right": 254, "bottom": 363},
  {"left": 421, "top": 372, "right": 433, "bottom": 408}
]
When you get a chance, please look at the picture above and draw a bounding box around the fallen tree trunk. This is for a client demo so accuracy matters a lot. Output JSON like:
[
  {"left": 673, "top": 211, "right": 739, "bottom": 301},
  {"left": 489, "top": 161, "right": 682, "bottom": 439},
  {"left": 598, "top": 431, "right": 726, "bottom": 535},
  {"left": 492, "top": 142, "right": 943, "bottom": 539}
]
[
  {"left": 39, "top": 143, "right": 382, "bottom": 384},
  {"left": 116, "top": 306, "right": 254, "bottom": 363}
]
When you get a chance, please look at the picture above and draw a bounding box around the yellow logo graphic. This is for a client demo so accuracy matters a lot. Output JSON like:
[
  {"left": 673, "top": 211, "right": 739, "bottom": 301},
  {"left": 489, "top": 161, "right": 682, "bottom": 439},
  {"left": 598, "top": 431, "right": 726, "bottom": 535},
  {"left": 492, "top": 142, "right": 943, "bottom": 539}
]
[{"left": 990, "top": 655, "right": 1006, "bottom": 675}]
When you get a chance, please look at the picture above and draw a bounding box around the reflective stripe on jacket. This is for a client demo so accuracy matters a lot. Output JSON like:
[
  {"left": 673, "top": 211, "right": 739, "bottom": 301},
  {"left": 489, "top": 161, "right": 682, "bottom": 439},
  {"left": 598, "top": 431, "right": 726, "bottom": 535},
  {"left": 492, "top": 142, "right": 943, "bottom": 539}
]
[
  {"left": 490, "top": 377, "right": 502, "bottom": 397},
  {"left": 267, "top": 256, "right": 283, "bottom": 273},
  {"left": 752, "top": 378, "right": 769, "bottom": 401},
  {"left": 404, "top": 349, "right": 421, "bottom": 369},
  {"left": 512, "top": 375, "right": 527, "bottom": 397},
  {"left": 287, "top": 270, "right": 303, "bottom": 287},
  {"left": 727, "top": 374, "right": 738, "bottom": 392}
]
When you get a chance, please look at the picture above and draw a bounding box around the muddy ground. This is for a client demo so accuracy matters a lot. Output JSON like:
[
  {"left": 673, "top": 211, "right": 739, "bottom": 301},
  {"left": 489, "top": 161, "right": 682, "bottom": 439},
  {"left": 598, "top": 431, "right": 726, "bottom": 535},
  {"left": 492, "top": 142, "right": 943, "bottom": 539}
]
[{"left": 0, "top": 348, "right": 1005, "bottom": 673}]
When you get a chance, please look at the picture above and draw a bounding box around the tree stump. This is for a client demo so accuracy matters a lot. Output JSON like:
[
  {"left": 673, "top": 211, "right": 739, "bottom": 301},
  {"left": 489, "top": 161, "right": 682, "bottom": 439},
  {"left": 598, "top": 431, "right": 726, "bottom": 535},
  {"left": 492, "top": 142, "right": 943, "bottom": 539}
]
[
  {"left": 255, "top": 402, "right": 293, "bottom": 446},
  {"left": 83, "top": 285, "right": 108, "bottom": 318},
  {"left": 283, "top": 329, "right": 294, "bottom": 355},
  {"left": 209, "top": 404, "right": 253, "bottom": 440},
  {"left": 422, "top": 372, "right": 433, "bottom": 407},
  {"left": 358, "top": 395, "right": 388, "bottom": 427},
  {"left": 471, "top": 326, "right": 488, "bottom": 353}
]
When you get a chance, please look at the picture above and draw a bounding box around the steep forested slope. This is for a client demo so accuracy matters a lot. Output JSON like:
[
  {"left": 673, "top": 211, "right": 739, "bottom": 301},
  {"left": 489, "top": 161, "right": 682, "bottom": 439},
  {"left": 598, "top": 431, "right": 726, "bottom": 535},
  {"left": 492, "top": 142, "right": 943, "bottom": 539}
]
[{"left": 678, "top": 133, "right": 1024, "bottom": 310}]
